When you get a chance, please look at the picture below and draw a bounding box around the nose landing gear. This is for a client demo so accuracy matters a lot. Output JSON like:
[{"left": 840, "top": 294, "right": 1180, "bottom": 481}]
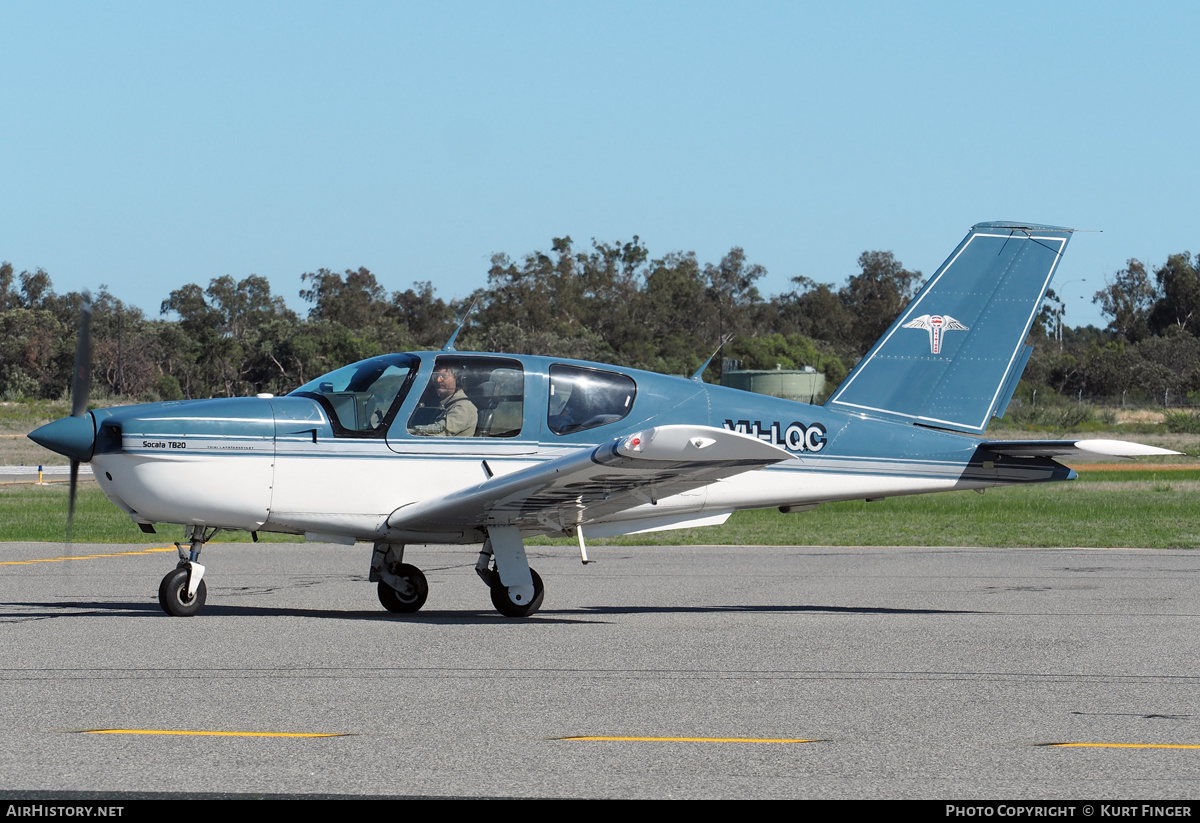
[{"left": 158, "top": 526, "right": 219, "bottom": 617}]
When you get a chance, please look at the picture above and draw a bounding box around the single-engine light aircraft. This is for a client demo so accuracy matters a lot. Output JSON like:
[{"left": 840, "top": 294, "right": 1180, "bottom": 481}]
[{"left": 30, "top": 222, "right": 1177, "bottom": 618}]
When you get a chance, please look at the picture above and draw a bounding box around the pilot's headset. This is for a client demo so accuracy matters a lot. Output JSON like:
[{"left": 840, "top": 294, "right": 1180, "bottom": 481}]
[
  {"left": 446, "top": 364, "right": 468, "bottom": 390},
  {"left": 435, "top": 363, "right": 468, "bottom": 394}
]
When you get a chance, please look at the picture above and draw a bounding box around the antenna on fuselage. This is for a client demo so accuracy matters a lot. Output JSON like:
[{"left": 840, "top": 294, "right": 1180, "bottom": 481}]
[
  {"left": 441, "top": 298, "right": 479, "bottom": 352},
  {"left": 690, "top": 334, "right": 734, "bottom": 383}
]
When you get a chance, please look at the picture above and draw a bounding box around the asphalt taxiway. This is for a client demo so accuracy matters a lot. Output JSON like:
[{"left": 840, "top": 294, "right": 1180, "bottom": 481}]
[{"left": 2, "top": 540, "right": 1199, "bottom": 798}]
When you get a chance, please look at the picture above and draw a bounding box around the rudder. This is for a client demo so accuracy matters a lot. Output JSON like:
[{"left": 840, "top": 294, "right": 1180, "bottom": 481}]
[{"left": 826, "top": 221, "right": 1072, "bottom": 434}]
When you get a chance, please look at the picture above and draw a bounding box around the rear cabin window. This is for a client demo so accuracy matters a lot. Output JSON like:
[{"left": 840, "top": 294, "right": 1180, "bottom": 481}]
[
  {"left": 406, "top": 357, "right": 524, "bottom": 438},
  {"left": 547, "top": 365, "right": 636, "bottom": 435}
]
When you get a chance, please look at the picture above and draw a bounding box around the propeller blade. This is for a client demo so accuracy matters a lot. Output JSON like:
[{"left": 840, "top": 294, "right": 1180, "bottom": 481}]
[
  {"left": 71, "top": 292, "right": 93, "bottom": 419},
  {"left": 67, "top": 459, "right": 79, "bottom": 542},
  {"left": 67, "top": 291, "right": 92, "bottom": 544}
]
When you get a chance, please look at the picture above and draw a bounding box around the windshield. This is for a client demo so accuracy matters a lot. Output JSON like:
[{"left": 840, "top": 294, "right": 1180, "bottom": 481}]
[{"left": 291, "top": 354, "right": 419, "bottom": 436}]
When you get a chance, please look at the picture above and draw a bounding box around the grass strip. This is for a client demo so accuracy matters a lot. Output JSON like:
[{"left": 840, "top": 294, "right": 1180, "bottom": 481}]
[
  {"left": 2, "top": 477, "right": 1195, "bottom": 548},
  {"left": 0, "top": 484, "right": 300, "bottom": 543}
]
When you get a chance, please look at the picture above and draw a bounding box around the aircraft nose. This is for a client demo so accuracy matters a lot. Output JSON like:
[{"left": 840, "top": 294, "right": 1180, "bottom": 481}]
[{"left": 29, "top": 414, "right": 96, "bottom": 462}]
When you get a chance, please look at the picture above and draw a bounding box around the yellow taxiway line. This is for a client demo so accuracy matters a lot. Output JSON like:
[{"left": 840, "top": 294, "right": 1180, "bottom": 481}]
[
  {"left": 1050, "top": 742, "right": 1200, "bottom": 749},
  {"left": 0, "top": 547, "right": 177, "bottom": 565},
  {"left": 82, "top": 729, "right": 348, "bottom": 738},
  {"left": 0, "top": 478, "right": 77, "bottom": 485},
  {"left": 559, "top": 743, "right": 816, "bottom": 748}
]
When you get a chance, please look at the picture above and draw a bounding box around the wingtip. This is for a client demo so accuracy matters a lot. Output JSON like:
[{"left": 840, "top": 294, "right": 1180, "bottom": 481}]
[{"left": 1073, "top": 440, "right": 1183, "bottom": 458}]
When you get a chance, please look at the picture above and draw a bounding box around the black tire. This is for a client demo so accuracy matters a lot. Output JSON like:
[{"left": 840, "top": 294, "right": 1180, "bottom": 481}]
[
  {"left": 489, "top": 568, "right": 544, "bottom": 617},
  {"left": 158, "top": 567, "right": 207, "bottom": 617},
  {"left": 377, "top": 563, "right": 429, "bottom": 613}
]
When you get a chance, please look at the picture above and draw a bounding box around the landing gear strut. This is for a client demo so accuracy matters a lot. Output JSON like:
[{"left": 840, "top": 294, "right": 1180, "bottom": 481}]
[{"left": 159, "top": 525, "right": 218, "bottom": 617}]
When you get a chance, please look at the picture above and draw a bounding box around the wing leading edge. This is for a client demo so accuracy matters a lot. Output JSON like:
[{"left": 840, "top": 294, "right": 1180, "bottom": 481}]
[{"left": 386, "top": 424, "right": 796, "bottom": 537}]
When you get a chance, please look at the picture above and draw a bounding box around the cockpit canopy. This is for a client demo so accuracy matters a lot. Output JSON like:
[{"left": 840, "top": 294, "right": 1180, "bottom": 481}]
[{"left": 291, "top": 353, "right": 639, "bottom": 441}]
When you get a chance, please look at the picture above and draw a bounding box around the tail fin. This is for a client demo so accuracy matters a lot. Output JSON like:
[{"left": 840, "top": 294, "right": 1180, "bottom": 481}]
[{"left": 826, "top": 221, "right": 1072, "bottom": 434}]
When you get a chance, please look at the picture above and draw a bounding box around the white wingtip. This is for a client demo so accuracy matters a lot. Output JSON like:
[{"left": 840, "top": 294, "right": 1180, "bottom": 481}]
[{"left": 1074, "top": 439, "right": 1182, "bottom": 457}]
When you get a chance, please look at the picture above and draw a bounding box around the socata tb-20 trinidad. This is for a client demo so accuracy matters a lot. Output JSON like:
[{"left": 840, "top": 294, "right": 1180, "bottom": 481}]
[{"left": 29, "top": 222, "right": 1175, "bottom": 618}]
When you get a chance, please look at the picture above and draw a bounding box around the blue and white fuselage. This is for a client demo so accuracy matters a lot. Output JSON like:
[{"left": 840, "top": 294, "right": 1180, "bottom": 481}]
[
  {"left": 84, "top": 364, "right": 1072, "bottom": 544},
  {"left": 30, "top": 222, "right": 1176, "bottom": 618}
]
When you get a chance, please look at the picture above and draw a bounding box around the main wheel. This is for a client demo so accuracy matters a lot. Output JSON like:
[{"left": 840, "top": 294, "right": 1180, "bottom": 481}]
[
  {"left": 377, "top": 563, "right": 429, "bottom": 613},
  {"left": 490, "top": 568, "right": 544, "bottom": 617},
  {"left": 158, "top": 567, "right": 207, "bottom": 617}
]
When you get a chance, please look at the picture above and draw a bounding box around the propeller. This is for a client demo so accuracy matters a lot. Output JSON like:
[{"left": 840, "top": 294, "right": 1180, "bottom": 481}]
[{"left": 66, "top": 291, "right": 93, "bottom": 538}]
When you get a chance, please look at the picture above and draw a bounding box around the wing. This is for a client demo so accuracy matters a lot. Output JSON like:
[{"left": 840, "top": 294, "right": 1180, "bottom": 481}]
[
  {"left": 386, "top": 424, "right": 797, "bottom": 536},
  {"left": 980, "top": 439, "right": 1181, "bottom": 458}
]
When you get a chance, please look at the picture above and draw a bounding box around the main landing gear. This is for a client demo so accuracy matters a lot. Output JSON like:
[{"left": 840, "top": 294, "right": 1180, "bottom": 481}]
[
  {"left": 476, "top": 527, "right": 544, "bottom": 617},
  {"left": 370, "top": 526, "right": 545, "bottom": 618},
  {"left": 158, "top": 525, "right": 218, "bottom": 617},
  {"left": 370, "top": 543, "right": 430, "bottom": 614}
]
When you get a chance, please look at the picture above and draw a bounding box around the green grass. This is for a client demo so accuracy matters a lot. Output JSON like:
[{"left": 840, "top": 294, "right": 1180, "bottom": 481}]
[
  {"left": 0, "top": 483, "right": 300, "bottom": 544},
  {"left": 526, "top": 479, "right": 1200, "bottom": 549},
  {"left": 1075, "top": 468, "right": 1200, "bottom": 482},
  {"left": 6, "top": 475, "right": 1190, "bottom": 548}
]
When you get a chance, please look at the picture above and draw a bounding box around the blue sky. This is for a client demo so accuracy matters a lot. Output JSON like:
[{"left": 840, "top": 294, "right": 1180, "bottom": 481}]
[{"left": 2, "top": 1, "right": 1196, "bottom": 331}]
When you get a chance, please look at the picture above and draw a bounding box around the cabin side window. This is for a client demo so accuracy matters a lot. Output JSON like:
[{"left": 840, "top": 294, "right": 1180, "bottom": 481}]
[
  {"left": 406, "top": 357, "right": 525, "bottom": 438},
  {"left": 547, "top": 365, "right": 637, "bottom": 435}
]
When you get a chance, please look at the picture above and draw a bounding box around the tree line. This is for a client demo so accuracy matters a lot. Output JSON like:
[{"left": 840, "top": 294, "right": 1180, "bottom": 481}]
[
  {"left": 1, "top": 237, "right": 1196, "bottom": 407},
  {"left": 1027, "top": 253, "right": 1200, "bottom": 404}
]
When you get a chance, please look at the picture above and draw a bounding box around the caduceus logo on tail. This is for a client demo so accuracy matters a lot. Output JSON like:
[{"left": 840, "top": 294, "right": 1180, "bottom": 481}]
[{"left": 902, "top": 314, "right": 968, "bottom": 354}]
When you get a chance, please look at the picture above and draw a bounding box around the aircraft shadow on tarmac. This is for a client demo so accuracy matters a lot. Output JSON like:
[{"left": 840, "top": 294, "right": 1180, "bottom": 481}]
[{"left": 0, "top": 600, "right": 981, "bottom": 625}]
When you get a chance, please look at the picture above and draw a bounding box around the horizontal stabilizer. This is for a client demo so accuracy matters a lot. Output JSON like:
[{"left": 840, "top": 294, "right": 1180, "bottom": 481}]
[
  {"left": 829, "top": 222, "right": 1073, "bottom": 434},
  {"left": 980, "top": 439, "right": 1181, "bottom": 458}
]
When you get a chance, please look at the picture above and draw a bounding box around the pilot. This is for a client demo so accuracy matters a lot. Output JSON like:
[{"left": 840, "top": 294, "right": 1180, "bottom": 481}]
[{"left": 410, "top": 365, "right": 478, "bottom": 437}]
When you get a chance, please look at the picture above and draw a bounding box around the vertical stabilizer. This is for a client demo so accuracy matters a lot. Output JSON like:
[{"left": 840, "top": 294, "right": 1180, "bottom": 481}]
[{"left": 826, "top": 222, "right": 1072, "bottom": 434}]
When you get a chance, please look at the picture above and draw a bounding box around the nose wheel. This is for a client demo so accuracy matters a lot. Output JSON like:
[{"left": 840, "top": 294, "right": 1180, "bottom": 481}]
[
  {"left": 157, "top": 525, "right": 217, "bottom": 617},
  {"left": 159, "top": 566, "right": 207, "bottom": 617}
]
